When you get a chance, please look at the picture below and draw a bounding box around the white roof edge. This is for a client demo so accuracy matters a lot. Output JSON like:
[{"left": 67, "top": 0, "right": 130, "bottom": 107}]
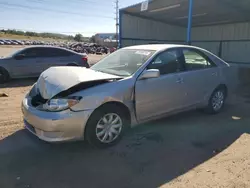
[
  {"left": 122, "top": 44, "right": 198, "bottom": 51},
  {"left": 120, "top": 0, "right": 154, "bottom": 11}
]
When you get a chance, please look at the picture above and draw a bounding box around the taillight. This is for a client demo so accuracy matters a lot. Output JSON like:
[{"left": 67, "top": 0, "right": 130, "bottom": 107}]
[
  {"left": 82, "top": 56, "right": 89, "bottom": 68},
  {"left": 82, "top": 57, "right": 88, "bottom": 62}
]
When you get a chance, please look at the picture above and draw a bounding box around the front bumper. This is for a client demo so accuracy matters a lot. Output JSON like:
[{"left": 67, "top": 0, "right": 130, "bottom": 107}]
[{"left": 22, "top": 95, "right": 94, "bottom": 142}]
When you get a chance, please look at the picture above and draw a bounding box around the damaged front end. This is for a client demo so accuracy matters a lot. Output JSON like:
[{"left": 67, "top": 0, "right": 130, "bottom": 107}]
[
  {"left": 28, "top": 66, "right": 123, "bottom": 112},
  {"left": 29, "top": 79, "right": 120, "bottom": 112}
]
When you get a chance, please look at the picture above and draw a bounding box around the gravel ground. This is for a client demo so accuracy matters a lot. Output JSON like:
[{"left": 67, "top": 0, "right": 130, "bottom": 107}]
[{"left": 0, "top": 46, "right": 250, "bottom": 188}]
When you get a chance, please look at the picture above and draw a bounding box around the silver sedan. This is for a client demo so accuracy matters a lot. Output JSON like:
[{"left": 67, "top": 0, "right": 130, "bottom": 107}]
[
  {"left": 22, "top": 44, "right": 231, "bottom": 148},
  {"left": 0, "top": 46, "right": 89, "bottom": 83}
]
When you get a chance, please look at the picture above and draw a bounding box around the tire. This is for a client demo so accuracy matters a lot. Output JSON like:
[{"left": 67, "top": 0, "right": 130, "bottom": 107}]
[
  {"left": 85, "top": 105, "right": 129, "bottom": 148},
  {"left": 206, "top": 87, "right": 226, "bottom": 114},
  {"left": 0, "top": 67, "right": 9, "bottom": 84}
]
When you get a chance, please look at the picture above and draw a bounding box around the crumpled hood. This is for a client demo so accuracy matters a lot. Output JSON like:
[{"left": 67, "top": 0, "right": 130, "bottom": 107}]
[{"left": 37, "top": 66, "right": 121, "bottom": 99}]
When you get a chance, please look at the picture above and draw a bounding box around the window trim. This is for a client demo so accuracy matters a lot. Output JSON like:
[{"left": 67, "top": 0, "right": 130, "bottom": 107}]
[
  {"left": 49, "top": 48, "right": 74, "bottom": 57},
  {"left": 181, "top": 47, "right": 217, "bottom": 72},
  {"left": 39, "top": 48, "right": 74, "bottom": 57},
  {"left": 146, "top": 48, "right": 185, "bottom": 76},
  {"left": 19, "top": 47, "right": 44, "bottom": 59},
  {"left": 19, "top": 47, "right": 74, "bottom": 59}
]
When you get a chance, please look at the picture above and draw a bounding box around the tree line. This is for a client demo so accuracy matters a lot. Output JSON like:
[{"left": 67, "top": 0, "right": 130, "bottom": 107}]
[{"left": 0, "top": 29, "right": 92, "bottom": 42}]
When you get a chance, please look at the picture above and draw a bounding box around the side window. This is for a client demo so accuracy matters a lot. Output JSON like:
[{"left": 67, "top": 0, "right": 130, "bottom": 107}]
[
  {"left": 147, "top": 49, "right": 182, "bottom": 75},
  {"left": 38, "top": 48, "right": 73, "bottom": 57},
  {"left": 50, "top": 49, "right": 73, "bottom": 57},
  {"left": 60, "top": 49, "right": 73, "bottom": 57},
  {"left": 18, "top": 48, "right": 44, "bottom": 58},
  {"left": 183, "top": 49, "right": 215, "bottom": 71},
  {"left": 21, "top": 48, "right": 41, "bottom": 58},
  {"left": 42, "top": 49, "right": 57, "bottom": 57}
]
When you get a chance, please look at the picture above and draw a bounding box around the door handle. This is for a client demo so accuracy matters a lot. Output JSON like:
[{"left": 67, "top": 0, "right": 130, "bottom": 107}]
[
  {"left": 212, "top": 72, "right": 218, "bottom": 76},
  {"left": 176, "top": 78, "right": 184, "bottom": 83}
]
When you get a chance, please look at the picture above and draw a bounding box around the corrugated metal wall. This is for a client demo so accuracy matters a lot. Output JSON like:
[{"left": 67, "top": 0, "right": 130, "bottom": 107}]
[
  {"left": 192, "top": 22, "right": 250, "bottom": 63},
  {"left": 191, "top": 42, "right": 220, "bottom": 56},
  {"left": 121, "top": 13, "right": 185, "bottom": 47},
  {"left": 121, "top": 13, "right": 250, "bottom": 63},
  {"left": 192, "top": 22, "right": 250, "bottom": 40}
]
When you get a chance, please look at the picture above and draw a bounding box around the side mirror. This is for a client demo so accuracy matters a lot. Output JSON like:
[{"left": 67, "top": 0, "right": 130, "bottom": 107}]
[
  {"left": 14, "top": 54, "right": 25, "bottom": 60},
  {"left": 139, "top": 69, "right": 160, "bottom": 80}
]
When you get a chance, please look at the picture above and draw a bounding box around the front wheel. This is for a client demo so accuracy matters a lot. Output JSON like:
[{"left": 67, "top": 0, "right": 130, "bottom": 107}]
[
  {"left": 85, "top": 106, "right": 128, "bottom": 148},
  {"left": 0, "top": 68, "right": 9, "bottom": 84},
  {"left": 206, "top": 87, "right": 226, "bottom": 114}
]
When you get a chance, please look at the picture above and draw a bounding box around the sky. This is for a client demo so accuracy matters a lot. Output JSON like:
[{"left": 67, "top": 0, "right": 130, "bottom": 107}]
[{"left": 0, "top": 0, "right": 143, "bottom": 36}]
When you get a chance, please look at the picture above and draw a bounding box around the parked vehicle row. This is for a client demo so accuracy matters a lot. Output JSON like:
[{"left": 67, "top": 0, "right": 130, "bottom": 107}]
[
  {"left": 0, "top": 39, "right": 55, "bottom": 45},
  {"left": 0, "top": 39, "right": 117, "bottom": 55},
  {"left": 21, "top": 44, "right": 231, "bottom": 148}
]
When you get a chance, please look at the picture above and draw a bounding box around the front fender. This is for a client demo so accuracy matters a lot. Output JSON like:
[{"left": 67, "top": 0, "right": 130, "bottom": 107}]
[
  {"left": 70, "top": 93, "right": 125, "bottom": 111},
  {"left": 68, "top": 77, "right": 138, "bottom": 125}
]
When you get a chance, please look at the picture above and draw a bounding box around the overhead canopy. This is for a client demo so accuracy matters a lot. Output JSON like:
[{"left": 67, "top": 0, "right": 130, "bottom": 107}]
[{"left": 121, "top": 0, "right": 250, "bottom": 27}]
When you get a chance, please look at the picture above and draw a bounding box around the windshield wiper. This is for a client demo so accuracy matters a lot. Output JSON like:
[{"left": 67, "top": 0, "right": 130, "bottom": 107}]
[
  {"left": 92, "top": 69, "right": 106, "bottom": 74},
  {"left": 92, "top": 68, "right": 128, "bottom": 77}
]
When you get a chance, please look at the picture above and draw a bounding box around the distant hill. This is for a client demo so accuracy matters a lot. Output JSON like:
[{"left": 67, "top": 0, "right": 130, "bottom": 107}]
[
  {"left": 0, "top": 29, "right": 90, "bottom": 42},
  {"left": 0, "top": 29, "right": 73, "bottom": 40}
]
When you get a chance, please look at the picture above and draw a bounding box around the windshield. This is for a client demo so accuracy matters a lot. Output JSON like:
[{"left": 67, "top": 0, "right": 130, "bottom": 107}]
[
  {"left": 91, "top": 49, "right": 155, "bottom": 76},
  {"left": 6, "top": 48, "right": 23, "bottom": 58}
]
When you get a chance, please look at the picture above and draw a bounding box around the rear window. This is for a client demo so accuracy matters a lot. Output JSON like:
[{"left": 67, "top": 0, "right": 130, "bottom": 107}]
[
  {"left": 43, "top": 48, "right": 74, "bottom": 57},
  {"left": 202, "top": 50, "right": 229, "bottom": 67}
]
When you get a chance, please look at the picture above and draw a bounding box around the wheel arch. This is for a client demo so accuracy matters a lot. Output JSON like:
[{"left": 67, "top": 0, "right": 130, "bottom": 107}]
[
  {"left": 0, "top": 66, "right": 9, "bottom": 74},
  {"left": 84, "top": 101, "right": 131, "bottom": 138},
  {"left": 0, "top": 66, "right": 10, "bottom": 82},
  {"left": 215, "top": 84, "right": 228, "bottom": 98}
]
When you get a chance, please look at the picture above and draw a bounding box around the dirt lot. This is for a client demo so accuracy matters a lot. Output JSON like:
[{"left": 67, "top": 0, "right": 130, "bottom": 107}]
[{"left": 1, "top": 46, "right": 250, "bottom": 188}]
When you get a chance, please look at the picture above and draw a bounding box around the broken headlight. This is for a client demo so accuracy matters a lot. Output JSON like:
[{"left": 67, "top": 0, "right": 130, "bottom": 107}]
[
  {"left": 42, "top": 96, "right": 82, "bottom": 112},
  {"left": 29, "top": 83, "right": 38, "bottom": 97}
]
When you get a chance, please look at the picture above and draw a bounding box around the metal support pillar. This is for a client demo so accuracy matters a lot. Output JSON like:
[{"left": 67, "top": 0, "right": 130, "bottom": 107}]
[
  {"left": 118, "top": 10, "right": 122, "bottom": 48},
  {"left": 186, "top": 0, "right": 193, "bottom": 45},
  {"left": 218, "top": 41, "right": 222, "bottom": 58}
]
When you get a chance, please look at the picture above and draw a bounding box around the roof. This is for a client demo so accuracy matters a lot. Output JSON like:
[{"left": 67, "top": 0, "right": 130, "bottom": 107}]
[
  {"left": 23, "top": 45, "right": 64, "bottom": 49},
  {"left": 121, "top": 0, "right": 250, "bottom": 27},
  {"left": 22, "top": 45, "right": 77, "bottom": 53},
  {"left": 123, "top": 44, "right": 192, "bottom": 51}
]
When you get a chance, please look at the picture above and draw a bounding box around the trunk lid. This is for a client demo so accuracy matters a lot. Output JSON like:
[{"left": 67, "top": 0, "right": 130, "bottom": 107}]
[{"left": 37, "top": 66, "right": 121, "bottom": 99}]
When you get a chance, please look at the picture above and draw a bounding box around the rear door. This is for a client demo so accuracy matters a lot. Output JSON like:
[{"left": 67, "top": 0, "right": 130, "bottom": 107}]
[
  {"left": 179, "top": 48, "right": 220, "bottom": 106},
  {"left": 11, "top": 47, "right": 45, "bottom": 77},
  {"left": 42, "top": 48, "right": 75, "bottom": 68}
]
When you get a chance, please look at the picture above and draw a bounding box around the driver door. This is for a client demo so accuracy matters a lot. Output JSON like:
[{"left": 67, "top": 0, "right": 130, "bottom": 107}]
[
  {"left": 11, "top": 48, "right": 43, "bottom": 77},
  {"left": 135, "top": 48, "right": 186, "bottom": 121}
]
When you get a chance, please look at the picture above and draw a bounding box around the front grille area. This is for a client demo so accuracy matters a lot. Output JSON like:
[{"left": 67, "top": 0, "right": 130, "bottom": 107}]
[{"left": 31, "top": 93, "right": 47, "bottom": 107}]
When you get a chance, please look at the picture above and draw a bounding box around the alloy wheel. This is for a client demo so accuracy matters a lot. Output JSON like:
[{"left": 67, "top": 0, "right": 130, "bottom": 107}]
[
  {"left": 212, "top": 91, "right": 224, "bottom": 111},
  {"left": 95, "top": 113, "right": 123, "bottom": 143}
]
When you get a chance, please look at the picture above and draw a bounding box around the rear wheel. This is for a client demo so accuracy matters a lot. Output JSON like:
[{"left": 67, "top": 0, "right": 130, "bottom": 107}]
[
  {"left": 85, "top": 105, "right": 128, "bottom": 148},
  {"left": 206, "top": 87, "right": 226, "bottom": 114},
  {"left": 0, "top": 67, "right": 9, "bottom": 84}
]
